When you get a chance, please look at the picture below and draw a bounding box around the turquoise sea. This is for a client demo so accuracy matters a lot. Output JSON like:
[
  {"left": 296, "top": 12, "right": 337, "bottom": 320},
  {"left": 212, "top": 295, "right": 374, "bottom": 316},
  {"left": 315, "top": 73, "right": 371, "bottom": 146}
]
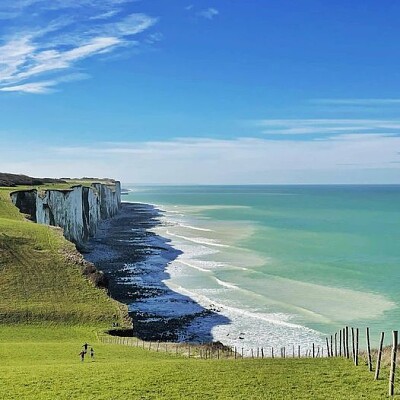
[{"left": 123, "top": 185, "right": 400, "bottom": 350}]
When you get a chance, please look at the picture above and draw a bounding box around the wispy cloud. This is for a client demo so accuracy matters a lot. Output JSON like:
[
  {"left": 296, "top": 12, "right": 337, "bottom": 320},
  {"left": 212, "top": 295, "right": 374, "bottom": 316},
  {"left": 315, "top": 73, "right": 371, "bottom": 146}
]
[
  {"left": 90, "top": 9, "right": 122, "bottom": 21},
  {"left": 0, "top": 81, "right": 56, "bottom": 94},
  {"left": 2, "top": 134, "right": 399, "bottom": 184},
  {"left": 0, "top": 3, "right": 157, "bottom": 93},
  {"left": 254, "top": 119, "right": 400, "bottom": 136},
  {"left": 0, "top": 73, "right": 89, "bottom": 94},
  {"left": 310, "top": 98, "right": 400, "bottom": 106},
  {"left": 198, "top": 7, "right": 219, "bottom": 20}
]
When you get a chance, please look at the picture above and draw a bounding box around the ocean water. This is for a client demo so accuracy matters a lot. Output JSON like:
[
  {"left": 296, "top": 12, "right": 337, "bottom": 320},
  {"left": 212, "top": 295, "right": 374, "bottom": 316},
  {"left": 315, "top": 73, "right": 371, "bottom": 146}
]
[{"left": 123, "top": 185, "right": 400, "bottom": 351}]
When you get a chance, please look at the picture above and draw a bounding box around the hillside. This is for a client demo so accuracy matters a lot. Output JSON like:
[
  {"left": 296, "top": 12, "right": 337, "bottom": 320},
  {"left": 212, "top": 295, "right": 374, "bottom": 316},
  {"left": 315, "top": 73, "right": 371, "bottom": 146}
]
[{"left": 0, "top": 185, "right": 125, "bottom": 325}]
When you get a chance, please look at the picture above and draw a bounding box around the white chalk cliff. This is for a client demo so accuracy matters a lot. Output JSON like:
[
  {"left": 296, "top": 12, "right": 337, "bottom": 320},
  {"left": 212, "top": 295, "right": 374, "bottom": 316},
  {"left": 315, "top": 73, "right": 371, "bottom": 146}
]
[{"left": 11, "top": 181, "right": 121, "bottom": 246}]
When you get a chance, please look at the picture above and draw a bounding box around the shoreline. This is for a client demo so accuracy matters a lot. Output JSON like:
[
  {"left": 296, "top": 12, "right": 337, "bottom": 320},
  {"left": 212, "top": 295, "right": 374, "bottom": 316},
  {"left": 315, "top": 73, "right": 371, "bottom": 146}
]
[
  {"left": 82, "top": 202, "right": 230, "bottom": 343},
  {"left": 83, "top": 200, "right": 326, "bottom": 353}
]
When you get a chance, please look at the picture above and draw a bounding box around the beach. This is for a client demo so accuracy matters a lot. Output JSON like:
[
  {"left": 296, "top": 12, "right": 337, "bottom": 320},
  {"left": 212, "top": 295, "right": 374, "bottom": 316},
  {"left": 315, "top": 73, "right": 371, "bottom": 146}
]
[{"left": 83, "top": 185, "right": 400, "bottom": 351}]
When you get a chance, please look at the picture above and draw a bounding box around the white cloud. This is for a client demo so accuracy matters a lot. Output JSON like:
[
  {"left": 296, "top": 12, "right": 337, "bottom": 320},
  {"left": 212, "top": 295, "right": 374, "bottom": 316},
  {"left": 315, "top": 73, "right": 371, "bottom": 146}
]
[
  {"left": 2, "top": 134, "right": 398, "bottom": 184},
  {"left": 0, "top": 81, "right": 56, "bottom": 94},
  {"left": 311, "top": 98, "right": 400, "bottom": 106},
  {"left": 0, "top": 5, "right": 157, "bottom": 93},
  {"left": 198, "top": 8, "right": 219, "bottom": 20},
  {"left": 254, "top": 119, "right": 400, "bottom": 136},
  {"left": 0, "top": 0, "right": 134, "bottom": 12},
  {"left": 90, "top": 9, "right": 121, "bottom": 20},
  {"left": 0, "top": 36, "right": 34, "bottom": 81},
  {"left": 113, "top": 14, "right": 158, "bottom": 36},
  {"left": 0, "top": 73, "right": 88, "bottom": 93}
]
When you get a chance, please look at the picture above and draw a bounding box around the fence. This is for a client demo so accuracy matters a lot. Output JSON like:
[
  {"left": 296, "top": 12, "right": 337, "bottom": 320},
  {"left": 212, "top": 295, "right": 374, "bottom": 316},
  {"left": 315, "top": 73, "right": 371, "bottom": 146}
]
[
  {"left": 324, "top": 326, "right": 399, "bottom": 397},
  {"left": 99, "top": 327, "right": 400, "bottom": 396},
  {"left": 98, "top": 335, "right": 328, "bottom": 360}
]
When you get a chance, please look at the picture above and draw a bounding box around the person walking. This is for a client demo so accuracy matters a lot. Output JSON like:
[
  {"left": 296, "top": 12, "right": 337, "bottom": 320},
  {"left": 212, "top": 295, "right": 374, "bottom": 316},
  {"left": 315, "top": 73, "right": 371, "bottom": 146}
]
[
  {"left": 79, "top": 350, "right": 85, "bottom": 362},
  {"left": 82, "top": 342, "right": 91, "bottom": 353}
]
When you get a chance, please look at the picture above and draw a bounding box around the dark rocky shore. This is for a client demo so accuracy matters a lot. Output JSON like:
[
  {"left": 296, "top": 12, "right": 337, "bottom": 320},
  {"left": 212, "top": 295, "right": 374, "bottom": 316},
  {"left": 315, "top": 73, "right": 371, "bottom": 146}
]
[{"left": 83, "top": 202, "right": 230, "bottom": 342}]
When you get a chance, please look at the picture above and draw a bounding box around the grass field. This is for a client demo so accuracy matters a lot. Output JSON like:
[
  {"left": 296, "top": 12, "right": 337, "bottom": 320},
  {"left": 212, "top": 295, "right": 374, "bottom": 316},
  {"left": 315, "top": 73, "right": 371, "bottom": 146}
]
[
  {"left": 0, "top": 185, "right": 395, "bottom": 399},
  {"left": 0, "top": 326, "right": 390, "bottom": 400}
]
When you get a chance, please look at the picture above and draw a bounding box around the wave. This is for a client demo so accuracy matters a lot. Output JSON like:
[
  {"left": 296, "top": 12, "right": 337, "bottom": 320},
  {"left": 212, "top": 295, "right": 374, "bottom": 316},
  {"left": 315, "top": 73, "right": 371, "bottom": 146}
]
[
  {"left": 177, "top": 223, "right": 213, "bottom": 232},
  {"left": 214, "top": 278, "right": 239, "bottom": 290},
  {"left": 166, "top": 231, "right": 231, "bottom": 248},
  {"left": 167, "top": 281, "right": 321, "bottom": 333},
  {"left": 177, "top": 260, "right": 212, "bottom": 273}
]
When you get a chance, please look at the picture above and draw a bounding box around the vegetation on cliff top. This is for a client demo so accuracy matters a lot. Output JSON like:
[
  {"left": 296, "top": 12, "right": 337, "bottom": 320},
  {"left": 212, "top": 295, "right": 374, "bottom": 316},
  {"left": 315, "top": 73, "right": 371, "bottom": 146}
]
[{"left": 0, "top": 172, "right": 66, "bottom": 187}]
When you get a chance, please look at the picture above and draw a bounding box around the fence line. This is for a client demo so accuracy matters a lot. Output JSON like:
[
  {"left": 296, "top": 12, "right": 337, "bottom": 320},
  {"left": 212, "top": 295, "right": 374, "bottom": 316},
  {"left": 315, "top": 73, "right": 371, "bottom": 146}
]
[{"left": 98, "top": 335, "right": 328, "bottom": 360}]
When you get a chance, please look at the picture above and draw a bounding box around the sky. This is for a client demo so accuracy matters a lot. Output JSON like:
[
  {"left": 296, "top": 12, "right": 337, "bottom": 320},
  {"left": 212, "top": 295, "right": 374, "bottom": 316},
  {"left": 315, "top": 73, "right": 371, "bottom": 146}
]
[{"left": 0, "top": 0, "right": 400, "bottom": 184}]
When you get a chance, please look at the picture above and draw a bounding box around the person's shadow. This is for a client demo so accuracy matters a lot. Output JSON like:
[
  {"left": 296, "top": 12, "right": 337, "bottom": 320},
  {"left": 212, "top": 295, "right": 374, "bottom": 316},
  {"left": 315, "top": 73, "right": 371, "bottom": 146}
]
[{"left": 84, "top": 202, "right": 231, "bottom": 343}]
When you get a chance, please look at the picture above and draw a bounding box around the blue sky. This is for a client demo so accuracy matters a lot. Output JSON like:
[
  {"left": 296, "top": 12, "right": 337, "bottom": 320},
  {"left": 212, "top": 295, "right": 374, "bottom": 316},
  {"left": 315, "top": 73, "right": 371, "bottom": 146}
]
[{"left": 1, "top": 0, "right": 400, "bottom": 183}]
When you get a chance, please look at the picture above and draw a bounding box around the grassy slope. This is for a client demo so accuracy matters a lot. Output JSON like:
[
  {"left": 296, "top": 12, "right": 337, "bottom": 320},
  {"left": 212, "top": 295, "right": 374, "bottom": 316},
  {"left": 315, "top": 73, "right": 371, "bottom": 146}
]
[
  {"left": 0, "top": 186, "right": 394, "bottom": 399},
  {"left": 0, "top": 187, "right": 122, "bottom": 324}
]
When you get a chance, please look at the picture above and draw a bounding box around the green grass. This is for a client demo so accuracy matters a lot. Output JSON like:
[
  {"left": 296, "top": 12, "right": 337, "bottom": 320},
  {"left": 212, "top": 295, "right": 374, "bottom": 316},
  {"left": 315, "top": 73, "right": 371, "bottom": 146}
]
[
  {"left": 0, "top": 326, "right": 391, "bottom": 400},
  {"left": 0, "top": 185, "right": 395, "bottom": 399},
  {"left": 0, "top": 187, "right": 123, "bottom": 325}
]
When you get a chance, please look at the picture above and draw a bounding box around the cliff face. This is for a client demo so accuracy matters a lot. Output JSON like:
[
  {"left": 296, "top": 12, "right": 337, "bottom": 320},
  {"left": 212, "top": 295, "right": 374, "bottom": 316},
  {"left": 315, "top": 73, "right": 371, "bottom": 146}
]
[{"left": 11, "top": 182, "right": 121, "bottom": 246}]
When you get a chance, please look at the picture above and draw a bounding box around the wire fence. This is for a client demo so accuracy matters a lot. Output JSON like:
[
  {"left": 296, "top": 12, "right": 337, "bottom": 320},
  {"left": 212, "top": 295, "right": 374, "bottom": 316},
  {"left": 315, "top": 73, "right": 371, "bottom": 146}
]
[{"left": 99, "top": 326, "right": 400, "bottom": 396}]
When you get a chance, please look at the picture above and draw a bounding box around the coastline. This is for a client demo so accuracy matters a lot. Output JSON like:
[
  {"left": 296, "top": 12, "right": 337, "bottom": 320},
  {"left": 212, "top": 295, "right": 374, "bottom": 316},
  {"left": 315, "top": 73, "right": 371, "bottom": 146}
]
[
  {"left": 83, "top": 202, "right": 230, "bottom": 343},
  {"left": 83, "top": 200, "right": 326, "bottom": 353}
]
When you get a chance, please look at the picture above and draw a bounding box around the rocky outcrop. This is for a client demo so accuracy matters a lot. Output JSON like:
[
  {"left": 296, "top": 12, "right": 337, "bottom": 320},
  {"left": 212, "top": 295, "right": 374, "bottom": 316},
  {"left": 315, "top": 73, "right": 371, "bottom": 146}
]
[{"left": 11, "top": 182, "right": 121, "bottom": 246}]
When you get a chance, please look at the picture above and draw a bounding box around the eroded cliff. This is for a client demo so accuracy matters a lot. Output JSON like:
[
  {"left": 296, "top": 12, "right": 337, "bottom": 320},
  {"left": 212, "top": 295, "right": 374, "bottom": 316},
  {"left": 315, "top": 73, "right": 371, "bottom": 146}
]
[{"left": 11, "top": 181, "right": 121, "bottom": 246}]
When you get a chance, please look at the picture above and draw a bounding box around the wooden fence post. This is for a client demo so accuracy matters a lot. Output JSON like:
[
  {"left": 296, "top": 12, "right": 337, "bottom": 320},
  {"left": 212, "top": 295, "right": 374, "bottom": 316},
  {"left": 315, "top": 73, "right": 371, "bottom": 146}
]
[
  {"left": 312, "top": 343, "right": 315, "bottom": 358},
  {"left": 298, "top": 345, "right": 301, "bottom": 358},
  {"left": 261, "top": 347, "right": 264, "bottom": 359},
  {"left": 251, "top": 349, "right": 254, "bottom": 359},
  {"left": 366, "top": 327, "right": 372, "bottom": 372},
  {"left": 334, "top": 333, "right": 337, "bottom": 357},
  {"left": 271, "top": 347, "right": 274, "bottom": 359},
  {"left": 326, "top": 337, "right": 330, "bottom": 357},
  {"left": 389, "top": 331, "right": 398, "bottom": 396},
  {"left": 235, "top": 347, "right": 237, "bottom": 359},
  {"left": 241, "top": 348, "right": 244, "bottom": 358},
  {"left": 351, "top": 328, "right": 356, "bottom": 363},
  {"left": 339, "top": 330, "right": 342, "bottom": 357},
  {"left": 355, "top": 328, "right": 359, "bottom": 366},
  {"left": 345, "top": 326, "right": 349, "bottom": 358},
  {"left": 375, "top": 332, "right": 385, "bottom": 380}
]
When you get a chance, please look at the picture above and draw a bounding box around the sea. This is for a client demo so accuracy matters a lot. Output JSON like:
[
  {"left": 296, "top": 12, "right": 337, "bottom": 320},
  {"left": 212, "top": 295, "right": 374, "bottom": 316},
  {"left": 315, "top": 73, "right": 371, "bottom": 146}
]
[{"left": 122, "top": 185, "right": 400, "bottom": 352}]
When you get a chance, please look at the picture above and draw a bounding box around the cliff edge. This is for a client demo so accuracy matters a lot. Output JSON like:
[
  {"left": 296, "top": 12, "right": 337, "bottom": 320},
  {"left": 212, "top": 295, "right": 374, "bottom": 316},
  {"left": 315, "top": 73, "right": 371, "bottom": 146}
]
[{"left": 10, "top": 180, "right": 121, "bottom": 247}]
